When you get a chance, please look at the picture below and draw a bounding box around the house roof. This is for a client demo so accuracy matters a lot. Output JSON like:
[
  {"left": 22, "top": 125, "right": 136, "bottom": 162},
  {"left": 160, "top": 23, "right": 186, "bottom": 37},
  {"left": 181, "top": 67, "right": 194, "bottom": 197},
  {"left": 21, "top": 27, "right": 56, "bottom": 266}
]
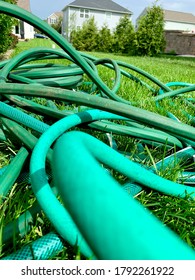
[
  {"left": 164, "top": 9, "right": 195, "bottom": 24},
  {"left": 63, "top": 0, "right": 132, "bottom": 14},
  {"left": 54, "top": 12, "right": 63, "bottom": 17},
  {"left": 48, "top": 12, "right": 63, "bottom": 18},
  {"left": 17, "top": 0, "right": 31, "bottom": 12}
]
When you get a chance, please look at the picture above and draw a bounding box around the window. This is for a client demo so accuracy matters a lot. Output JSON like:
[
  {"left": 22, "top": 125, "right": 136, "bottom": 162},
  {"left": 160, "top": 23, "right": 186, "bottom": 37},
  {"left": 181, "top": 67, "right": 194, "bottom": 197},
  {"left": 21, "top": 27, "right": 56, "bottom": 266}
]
[
  {"left": 105, "top": 12, "right": 112, "bottom": 19},
  {"left": 80, "top": 9, "right": 89, "bottom": 18},
  {"left": 15, "top": 25, "right": 19, "bottom": 34},
  {"left": 50, "top": 18, "right": 57, "bottom": 24}
]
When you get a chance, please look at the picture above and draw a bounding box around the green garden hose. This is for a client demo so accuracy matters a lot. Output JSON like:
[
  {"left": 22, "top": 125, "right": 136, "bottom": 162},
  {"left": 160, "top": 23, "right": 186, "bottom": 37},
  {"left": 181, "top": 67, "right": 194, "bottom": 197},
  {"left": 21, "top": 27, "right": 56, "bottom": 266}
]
[
  {"left": 30, "top": 109, "right": 195, "bottom": 260},
  {"left": 1, "top": 1, "right": 195, "bottom": 260},
  {"left": 0, "top": 146, "right": 29, "bottom": 197},
  {"left": 3, "top": 93, "right": 184, "bottom": 148},
  {"left": 0, "top": 1, "right": 129, "bottom": 103},
  {"left": 0, "top": 101, "right": 49, "bottom": 133},
  {"left": 53, "top": 130, "right": 195, "bottom": 259},
  {"left": 2, "top": 232, "right": 64, "bottom": 260},
  {"left": 1, "top": 83, "right": 195, "bottom": 142}
]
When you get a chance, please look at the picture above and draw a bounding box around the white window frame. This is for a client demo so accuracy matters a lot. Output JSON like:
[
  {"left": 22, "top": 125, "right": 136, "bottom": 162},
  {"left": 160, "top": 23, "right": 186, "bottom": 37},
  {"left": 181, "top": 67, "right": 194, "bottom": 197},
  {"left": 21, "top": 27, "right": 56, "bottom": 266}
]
[
  {"left": 50, "top": 18, "right": 57, "bottom": 24},
  {"left": 80, "top": 9, "right": 90, "bottom": 18},
  {"left": 105, "top": 12, "right": 112, "bottom": 19}
]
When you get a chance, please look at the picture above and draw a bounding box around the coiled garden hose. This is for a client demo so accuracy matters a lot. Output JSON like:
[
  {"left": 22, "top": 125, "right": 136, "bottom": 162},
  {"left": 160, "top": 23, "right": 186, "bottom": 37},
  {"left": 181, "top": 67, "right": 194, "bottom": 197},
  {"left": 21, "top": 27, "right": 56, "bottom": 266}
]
[
  {"left": 52, "top": 130, "right": 195, "bottom": 259},
  {"left": 0, "top": 101, "right": 50, "bottom": 133},
  {"left": 0, "top": 146, "right": 29, "bottom": 197},
  {"left": 157, "top": 82, "right": 195, "bottom": 122},
  {"left": 1, "top": 232, "right": 64, "bottom": 260},
  {"left": 28, "top": 109, "right": 195, "bottom": 259},
  {"left": 3, "top": 94, "right": 184, "bottom": 148},
  {"left": 1, "top": 82, "right": 195, "bottom": 142},
  {"left": 30, "top": 109, "right": 195, "bottom": 260},
  {"left": 1, "top": 1, "right": 195, "bottom": 260},
  {"left": 0, "top": 1, "right": 130, "bottom": 103}
]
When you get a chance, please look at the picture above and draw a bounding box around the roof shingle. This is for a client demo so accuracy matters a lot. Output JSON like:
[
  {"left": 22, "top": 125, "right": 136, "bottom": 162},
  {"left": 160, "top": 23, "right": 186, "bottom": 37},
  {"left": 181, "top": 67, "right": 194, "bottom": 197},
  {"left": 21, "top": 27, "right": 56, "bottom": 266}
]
[
  {"left": 164, "top": 9, "right": 195, "bottom": 24},
  {"left": 64, "top": 0, "right": 132, "bottom": 14}
]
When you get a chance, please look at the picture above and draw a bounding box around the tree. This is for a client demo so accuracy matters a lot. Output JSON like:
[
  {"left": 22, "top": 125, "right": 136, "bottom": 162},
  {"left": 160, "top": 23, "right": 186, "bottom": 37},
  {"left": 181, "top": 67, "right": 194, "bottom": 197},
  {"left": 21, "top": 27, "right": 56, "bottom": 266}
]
[
  {"left": 113, "top": 15, "right": 135, "bottom": 54},
  {"left": 51, "top": 16, "right": 62, "bottom": 34},
  {"left": 135, "top": 1, "right": 165, "bottom": 56},
  {"left": 97, "top": 24, "right": 114, "bottom": 53},
  {"left": 71, "top": 17, "right": 99, "bottom": 51},
  {"left": 0, "top": 0, "right": 17, "bottom": 54}
]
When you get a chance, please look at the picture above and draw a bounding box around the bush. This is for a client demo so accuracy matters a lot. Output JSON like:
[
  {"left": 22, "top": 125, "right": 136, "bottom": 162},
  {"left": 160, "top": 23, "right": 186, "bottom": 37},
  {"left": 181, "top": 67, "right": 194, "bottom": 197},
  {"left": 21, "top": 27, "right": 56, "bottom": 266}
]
[
  {"left": 97, "top": 24, "right": 114, "bottom": 53},
  {"left": 0, "top": 0, "right": 17, "bottom": 54},
  {"left": 135, "top": 2, "right": 165, "bottom": 56},
  {"left": 71, "top": 17, "right": 99, "bottom": 51},
  {"left": 51, "top": 16, "right": 62, "bottom": 34},
  {"left": 9, "top": 33, "right": 19, "bottom": 49},
  {"left": 113, "top": 15, "right": 135, "bottom": 54},
  {"left": 70, "top": 2, "right": 165, "bottom": 57}
]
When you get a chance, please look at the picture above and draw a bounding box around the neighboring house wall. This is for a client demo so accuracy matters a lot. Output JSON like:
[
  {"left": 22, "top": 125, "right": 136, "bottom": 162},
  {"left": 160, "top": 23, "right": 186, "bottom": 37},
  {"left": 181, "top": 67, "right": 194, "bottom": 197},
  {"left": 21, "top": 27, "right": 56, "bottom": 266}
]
[
  {"left": 165, "top": 21, "right": 195, "bottom": 32},
  {"left": 136, "top": 8, "right": 195, "bottom": 32},
  {"left": 165, "top": 31, "right": 195, "bottom": 55},
  {"left": 66, "top": 7, "right": 129, "bottom": 30},
  {"left": 62, "top": 1, "right": 132, "bottom": 39},
  {"left": 13, "top": 0, "right": 34, "bottom": 39},
  {"left": 13, "top": 21, "right": 34, "bottom": 39},
  {"left": 23, "top": 22, "right": 34, "bottom": 39},
  {"left": 47, "top": 12, "right": 63, "bottom": 25},
  {"left": 164, "top": 10, "right": 195, "bottom": 32},
  {"left": 47, "top": 14, "right": 59, "bottom": 25}
]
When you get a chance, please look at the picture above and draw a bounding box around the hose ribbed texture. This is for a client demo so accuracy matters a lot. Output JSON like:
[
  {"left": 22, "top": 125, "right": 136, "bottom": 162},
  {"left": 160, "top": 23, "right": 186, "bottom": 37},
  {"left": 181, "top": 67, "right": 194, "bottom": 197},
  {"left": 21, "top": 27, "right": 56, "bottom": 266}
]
[{"left": 2, "top": 232, "right": 64, "bottom": 260}]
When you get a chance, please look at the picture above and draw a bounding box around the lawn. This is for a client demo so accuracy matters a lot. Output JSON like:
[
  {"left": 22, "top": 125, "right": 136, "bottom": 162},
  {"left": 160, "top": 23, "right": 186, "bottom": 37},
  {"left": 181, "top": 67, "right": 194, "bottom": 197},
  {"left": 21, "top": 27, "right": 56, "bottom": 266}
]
[{"left": 1, "top": 38, "right": 195, "bottom": 259}]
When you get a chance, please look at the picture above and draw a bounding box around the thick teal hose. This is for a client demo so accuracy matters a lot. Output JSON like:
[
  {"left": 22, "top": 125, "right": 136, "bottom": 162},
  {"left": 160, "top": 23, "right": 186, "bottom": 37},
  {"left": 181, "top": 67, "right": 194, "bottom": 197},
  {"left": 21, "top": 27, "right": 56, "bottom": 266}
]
[
  {"left": 0, "top": 147, "right": 29, "bottom": 198},
  {"left": 0, "top": 101, "right": 49, "bottom": 133},
  {"left": 2, "top": 232, "right": 64, "bottom": 260},
  {"left": 30, "top": 109, "right": 195, "bottom": 259},
  {"left": 53, "top": 130, "right": 195, "bottom": 259}
]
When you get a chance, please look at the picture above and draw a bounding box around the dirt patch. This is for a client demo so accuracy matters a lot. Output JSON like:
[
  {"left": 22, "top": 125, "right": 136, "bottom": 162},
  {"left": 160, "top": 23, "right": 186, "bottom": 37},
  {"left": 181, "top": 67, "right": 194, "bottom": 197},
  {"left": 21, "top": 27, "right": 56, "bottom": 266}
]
[{"left": 0, "top": 49, "right": 14, "bottom": 61}]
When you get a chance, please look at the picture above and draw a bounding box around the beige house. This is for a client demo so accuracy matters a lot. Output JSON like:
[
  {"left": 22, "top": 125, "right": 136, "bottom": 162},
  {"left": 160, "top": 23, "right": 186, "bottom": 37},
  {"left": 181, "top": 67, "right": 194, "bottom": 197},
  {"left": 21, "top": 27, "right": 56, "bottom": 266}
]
[
  {"left": 164, "top": 10, "right": 195, "bottom": 32},
  {"left": 13, "top": 0, "right": 34, "bottom": 39},
  {"left": 47, "top": 12, "right": 63, "bottom": 26},
  {"left": 136, "top": 8, "right": 195, "bottom": 33}
]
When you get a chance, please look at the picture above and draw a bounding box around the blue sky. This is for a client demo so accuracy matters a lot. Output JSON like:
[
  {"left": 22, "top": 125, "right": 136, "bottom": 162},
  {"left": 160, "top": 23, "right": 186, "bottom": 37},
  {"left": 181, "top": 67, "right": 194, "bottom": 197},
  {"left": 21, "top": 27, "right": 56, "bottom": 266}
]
[{"left": 30, "top": 0, "right": 195, "bottom": 24}]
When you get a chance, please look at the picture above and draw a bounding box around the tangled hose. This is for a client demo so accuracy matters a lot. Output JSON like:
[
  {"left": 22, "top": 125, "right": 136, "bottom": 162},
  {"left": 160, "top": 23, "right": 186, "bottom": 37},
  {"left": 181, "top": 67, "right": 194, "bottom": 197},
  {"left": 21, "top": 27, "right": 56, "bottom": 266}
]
[{"left": 0, "top": 2, "right": 195, "bottom": 260}]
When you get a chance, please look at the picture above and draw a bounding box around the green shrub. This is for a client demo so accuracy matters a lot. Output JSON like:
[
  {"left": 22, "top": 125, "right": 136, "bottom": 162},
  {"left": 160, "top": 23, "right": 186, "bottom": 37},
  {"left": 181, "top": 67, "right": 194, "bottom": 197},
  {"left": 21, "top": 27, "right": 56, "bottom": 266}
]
[
  {"left": 0, "top": 0, "right": 17, "bottom": 54},
  {"left": 51, "top": 16, "right": 62, "bottom": 34},
  {"left": 113, "top": 15, "right": 135, "bottom": 54},
  {"left": 97, "top": 24, "right": 114, "bottom": 53},
  {"left": 71, "top": 17, "right": 99, "bottom": 51},
  {"left": 135, "top": 2, "right": 165, "bottom": 56},
  {"left": 9, "top": 33, "right": 19, "bottom": 49}
]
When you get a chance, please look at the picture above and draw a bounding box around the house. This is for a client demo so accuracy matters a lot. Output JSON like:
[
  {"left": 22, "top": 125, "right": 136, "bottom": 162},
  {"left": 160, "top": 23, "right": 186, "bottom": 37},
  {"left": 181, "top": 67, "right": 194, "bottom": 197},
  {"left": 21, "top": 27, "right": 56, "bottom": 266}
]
[
  {"left": 61, "top": 0, "right": 132, "bottom": 39},
  {"left": 164, "top": 10, "right": 195, "bottom": 32},
  {"left": 47, "top": 12, "right": 63, "bottom": 25},
  {"left": 136, "top": 8, "right": 195, "bottom": 32},
  {"left": 13, "top": 0, "right": 34, "bottom": 39}
]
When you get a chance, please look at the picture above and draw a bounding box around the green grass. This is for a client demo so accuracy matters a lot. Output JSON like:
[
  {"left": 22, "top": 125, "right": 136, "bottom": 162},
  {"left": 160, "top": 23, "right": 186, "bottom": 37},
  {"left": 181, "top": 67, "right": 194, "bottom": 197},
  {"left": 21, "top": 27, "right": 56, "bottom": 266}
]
[
  {"left": 12, "top": 38, "right": 59, "bottom": 55},
  {"left": 1, "top": 39, "right": 195, "bottom": 259}
]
